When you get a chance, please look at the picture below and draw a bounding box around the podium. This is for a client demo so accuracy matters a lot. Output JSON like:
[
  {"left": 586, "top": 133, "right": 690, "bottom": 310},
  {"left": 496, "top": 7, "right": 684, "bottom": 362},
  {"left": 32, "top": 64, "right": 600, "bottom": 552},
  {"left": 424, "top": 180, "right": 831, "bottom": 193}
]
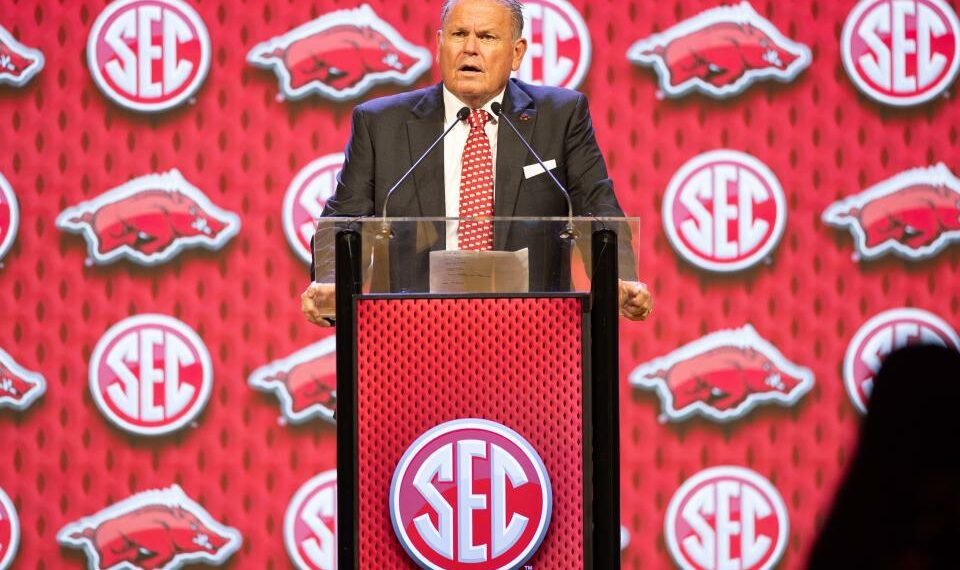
[{"left": 313, "top": 217, "right": 638, "bottom": 569}]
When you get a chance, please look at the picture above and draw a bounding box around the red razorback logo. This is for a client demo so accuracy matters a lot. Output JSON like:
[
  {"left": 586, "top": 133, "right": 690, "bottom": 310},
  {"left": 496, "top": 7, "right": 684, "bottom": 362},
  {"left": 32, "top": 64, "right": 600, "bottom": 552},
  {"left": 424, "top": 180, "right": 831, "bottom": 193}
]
[
  {"left": 823, "top": 163, "right": 960, "bottom": 261},
  {"left": 87, "top": 0, "right": 211, "bottom": 112},
  {"left": 0, "top": 173, "right": 19, "bottom": 265},
  {"left": 58, "top": 484, "right": 241, "bottom": 570},
  {"left": 247, "top": 4, "right": 431, "bottom": 102},
  {"left": 630, "top": 324, "right": 814, "bottom": 423},
  {"left": 248, "top": 336, "right": 337, "bottom": 425},
  {"left": 842, "top": 0, "right": 960, "bottom": 107},
  {"left": 285, "top": 470, "right": 338, "bottom": 570},
  {"left": 56, "top": 169, "right": 240, "bottom": 266},
  {"left": 627, "top": 1, "right": 811, "bottom": 98},
  {"left": 0, "top": 24, "right": 43, "bottom": 87},
  {"left": 0, "top": 347, "right": 46, "bottom": 412}
]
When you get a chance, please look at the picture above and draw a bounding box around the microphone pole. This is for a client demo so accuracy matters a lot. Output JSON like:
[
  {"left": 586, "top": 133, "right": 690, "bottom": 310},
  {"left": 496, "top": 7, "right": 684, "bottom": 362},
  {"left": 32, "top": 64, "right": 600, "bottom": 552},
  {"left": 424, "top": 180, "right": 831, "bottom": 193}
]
[
  {"left": 379, "top": 106, "right": 471, "bottom": 235},
  {"left": 491, "top": 101, "right": 577, "bottom": 239}
]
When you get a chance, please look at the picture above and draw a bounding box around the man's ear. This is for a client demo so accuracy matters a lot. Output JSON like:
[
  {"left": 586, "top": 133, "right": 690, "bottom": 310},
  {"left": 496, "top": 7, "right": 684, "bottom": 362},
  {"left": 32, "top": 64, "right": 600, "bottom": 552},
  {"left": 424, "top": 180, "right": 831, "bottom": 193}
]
[
  {"left": 436, "top": 29, "right": 443, "bottom": 63},
  {"left": 511, "top": 38, "right": 528, "bottom": 71}
]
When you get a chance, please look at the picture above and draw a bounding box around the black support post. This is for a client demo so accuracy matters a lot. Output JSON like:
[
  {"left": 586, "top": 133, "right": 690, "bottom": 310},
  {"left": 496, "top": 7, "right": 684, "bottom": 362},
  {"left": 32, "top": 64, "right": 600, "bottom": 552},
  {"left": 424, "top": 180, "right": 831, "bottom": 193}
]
[
  {"left": 335, "top": 229, "right": 361, "bottom": 570},
  {"left": 591, "top": 228, "right": 620, "bottom": 569}
]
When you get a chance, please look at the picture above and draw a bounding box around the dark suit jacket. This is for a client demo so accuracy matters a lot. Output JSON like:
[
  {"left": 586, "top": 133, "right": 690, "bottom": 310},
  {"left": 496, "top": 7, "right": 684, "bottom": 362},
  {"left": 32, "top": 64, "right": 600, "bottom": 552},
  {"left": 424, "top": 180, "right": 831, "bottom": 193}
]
[{"left": 318, "top": 78, "right": 629, "bottom": 290}]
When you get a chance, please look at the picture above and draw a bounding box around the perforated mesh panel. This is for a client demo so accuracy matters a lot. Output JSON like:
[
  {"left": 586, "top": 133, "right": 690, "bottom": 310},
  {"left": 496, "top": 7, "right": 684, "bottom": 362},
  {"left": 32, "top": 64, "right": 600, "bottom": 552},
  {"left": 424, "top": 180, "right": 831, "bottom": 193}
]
[{"left": 356, "top": 296, "right": 585, "bottom": 568}]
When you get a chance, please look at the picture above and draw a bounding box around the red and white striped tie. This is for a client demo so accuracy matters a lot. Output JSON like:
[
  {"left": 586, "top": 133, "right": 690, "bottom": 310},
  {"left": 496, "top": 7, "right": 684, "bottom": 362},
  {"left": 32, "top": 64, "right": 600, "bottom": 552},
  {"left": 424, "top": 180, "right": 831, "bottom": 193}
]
[{"left": 457, "top": 109, "right": 494, "bottom": 250}]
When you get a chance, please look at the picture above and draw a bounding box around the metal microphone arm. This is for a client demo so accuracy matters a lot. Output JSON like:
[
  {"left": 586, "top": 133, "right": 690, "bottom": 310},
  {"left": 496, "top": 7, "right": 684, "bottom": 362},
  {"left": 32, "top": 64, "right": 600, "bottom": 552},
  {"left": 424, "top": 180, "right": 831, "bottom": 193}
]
[
  {"left": 491, "top": 102, "right": 576, "bottom": 237},
  {"left": 380, "top": 107, "right": 470, "bottom": 228}
]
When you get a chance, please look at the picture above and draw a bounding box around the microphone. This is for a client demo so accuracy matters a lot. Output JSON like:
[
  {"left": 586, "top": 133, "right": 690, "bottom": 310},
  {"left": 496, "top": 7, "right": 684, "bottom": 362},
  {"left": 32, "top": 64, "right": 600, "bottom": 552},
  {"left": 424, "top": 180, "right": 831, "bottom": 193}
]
[
  {"left": 491, "top": 101, "right": 577, "bottom": 238},
  {"left": 380, "top": 106, "right": 471, "bottom": 230}
]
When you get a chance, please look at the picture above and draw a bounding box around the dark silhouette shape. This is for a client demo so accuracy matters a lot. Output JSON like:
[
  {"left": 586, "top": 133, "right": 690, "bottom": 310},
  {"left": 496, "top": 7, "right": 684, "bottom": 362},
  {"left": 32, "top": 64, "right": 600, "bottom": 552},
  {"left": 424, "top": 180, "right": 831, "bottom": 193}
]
[{"left": 808, "top": 344, "right": 960, "bottom": 569}]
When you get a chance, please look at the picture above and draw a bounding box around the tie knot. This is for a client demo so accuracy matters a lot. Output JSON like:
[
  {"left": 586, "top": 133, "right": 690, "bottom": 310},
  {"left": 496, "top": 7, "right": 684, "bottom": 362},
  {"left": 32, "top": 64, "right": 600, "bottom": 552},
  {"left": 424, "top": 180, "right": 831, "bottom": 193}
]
[{"left": 469, "top": 109, "right": 489, "bottom": 130}]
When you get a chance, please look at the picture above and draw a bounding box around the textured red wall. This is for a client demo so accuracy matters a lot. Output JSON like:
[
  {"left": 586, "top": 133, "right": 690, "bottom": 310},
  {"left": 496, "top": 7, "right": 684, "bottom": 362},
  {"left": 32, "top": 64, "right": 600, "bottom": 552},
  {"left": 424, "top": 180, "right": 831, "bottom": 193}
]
[{"left": 0, "top": 0, "right": 958, "bottom": 568}]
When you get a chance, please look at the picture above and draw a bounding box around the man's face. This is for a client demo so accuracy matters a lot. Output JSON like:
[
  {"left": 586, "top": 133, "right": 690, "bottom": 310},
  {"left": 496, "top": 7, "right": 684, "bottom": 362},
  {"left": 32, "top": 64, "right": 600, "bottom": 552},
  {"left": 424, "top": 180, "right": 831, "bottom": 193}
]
[{"left": 437, "top": 0, "right": 527, "bottom": 108}]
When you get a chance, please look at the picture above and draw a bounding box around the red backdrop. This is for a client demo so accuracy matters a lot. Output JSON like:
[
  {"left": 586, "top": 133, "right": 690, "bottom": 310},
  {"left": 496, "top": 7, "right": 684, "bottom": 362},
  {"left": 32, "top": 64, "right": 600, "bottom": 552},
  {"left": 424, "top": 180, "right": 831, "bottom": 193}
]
[{"left": 0, "top": 0, "right": 958, "bottom": 568}]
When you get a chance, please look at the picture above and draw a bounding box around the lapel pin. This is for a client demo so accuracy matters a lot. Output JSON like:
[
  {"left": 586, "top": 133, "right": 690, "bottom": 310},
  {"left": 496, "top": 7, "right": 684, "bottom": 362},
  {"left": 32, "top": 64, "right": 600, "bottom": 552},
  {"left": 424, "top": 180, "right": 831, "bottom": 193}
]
[{"left": 519, "top": 113, "right": 530, "bottom": 121}]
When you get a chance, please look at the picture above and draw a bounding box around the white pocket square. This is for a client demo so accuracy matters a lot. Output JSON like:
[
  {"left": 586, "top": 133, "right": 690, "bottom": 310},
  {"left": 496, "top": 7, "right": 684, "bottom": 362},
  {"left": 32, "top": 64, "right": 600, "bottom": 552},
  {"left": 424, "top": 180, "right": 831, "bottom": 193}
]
[{"left": 523, "top": 159, "right": 557, "bottom": 179}]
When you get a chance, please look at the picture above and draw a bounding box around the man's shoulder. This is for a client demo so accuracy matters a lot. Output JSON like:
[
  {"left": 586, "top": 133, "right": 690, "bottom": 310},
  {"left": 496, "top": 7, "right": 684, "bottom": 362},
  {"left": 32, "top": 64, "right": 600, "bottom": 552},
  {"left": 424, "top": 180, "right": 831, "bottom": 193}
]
[
  {"left": 354, "top": 83, "right": 440, "bottom": 117},
  {"left": 510, "top": 79, "right": 585, "bottom": 109}
]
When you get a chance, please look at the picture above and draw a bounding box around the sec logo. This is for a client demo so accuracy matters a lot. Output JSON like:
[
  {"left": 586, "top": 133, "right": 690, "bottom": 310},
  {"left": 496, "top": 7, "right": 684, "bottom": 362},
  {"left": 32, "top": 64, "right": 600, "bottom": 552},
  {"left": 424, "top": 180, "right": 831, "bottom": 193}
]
[
  {"left": 87, "top": 0, "right": 211, "bottom": 112},
  {"left": 842, "top": 0, "right": 960, "bottom": 107},
  {"left": 514, "top": 0, "right": 591, "bottom": 89},
  {"left": 663, "top": 150, "right": 787, "bottom": 273},
  {"left": 282, "top": 154, "right": 344, "bottom": 265},
  {"left": 0, "top": 173, "right": 19, "bottom": 265},
  {"left": 666, "top": 466, "right": 789, "bottom": 570},
  {"left": 844, "top": 308, "right": 960, "bottom": 414},
  {"left": 89, "top": 314, "right": 213, "bottom": 436},
  {"left": 390, "top": 419, "right": 552, "bottom": 570},
  {"left": 285, "top": 470, "right": 338, "bottom": 570},
  {"left": 0, "top": 486, "right": 19, "bottom": 570}
]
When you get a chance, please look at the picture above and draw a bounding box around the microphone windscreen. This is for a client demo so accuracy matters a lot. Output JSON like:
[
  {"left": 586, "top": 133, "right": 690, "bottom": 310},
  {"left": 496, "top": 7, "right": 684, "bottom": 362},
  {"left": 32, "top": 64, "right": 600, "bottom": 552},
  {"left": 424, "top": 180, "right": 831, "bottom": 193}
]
[
  {"left": 491, "top": 102, "right": 503, "bottom": 116},
  {"left": 456, "top": 107, "right": 470, "bottom": 121}
]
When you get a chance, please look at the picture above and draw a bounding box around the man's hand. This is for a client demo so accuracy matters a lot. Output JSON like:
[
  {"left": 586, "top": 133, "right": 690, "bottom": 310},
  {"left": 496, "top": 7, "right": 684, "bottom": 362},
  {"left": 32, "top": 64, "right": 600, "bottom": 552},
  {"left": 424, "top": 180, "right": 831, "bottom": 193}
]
[
  {"left": 618, "top": 280, "right": 652, "bottom": 321},
  {"left": 301, "top": 282, "right": 336, "bottom": 327}
]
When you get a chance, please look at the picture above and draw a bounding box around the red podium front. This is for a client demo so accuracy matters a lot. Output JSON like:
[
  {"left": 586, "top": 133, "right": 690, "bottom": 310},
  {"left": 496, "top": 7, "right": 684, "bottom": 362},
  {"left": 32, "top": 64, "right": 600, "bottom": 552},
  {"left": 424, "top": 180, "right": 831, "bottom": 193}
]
[
  {"left": 355, "top": 295, "right": 589, "bottom": 568},
  {"left": 318, "top": 217, "right": 634, "bottom": 569}
]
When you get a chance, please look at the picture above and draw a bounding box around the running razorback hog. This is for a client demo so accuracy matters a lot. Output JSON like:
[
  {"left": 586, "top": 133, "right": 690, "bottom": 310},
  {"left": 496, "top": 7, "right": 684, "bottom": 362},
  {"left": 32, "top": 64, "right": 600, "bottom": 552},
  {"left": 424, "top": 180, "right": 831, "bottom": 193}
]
[
  {"left": 0, "top": 362, "right": 41, "bottom": 407},
  {"left": 630, "top": 325, "right": 814, "bottom": 422},
  {"left": 639, "top": 22, "right": 801, "bottom": 89},
  {"left": 56, "top": 169, "right": 240, "bottom": 265},
  {"left": 0, "top": 25, "right": 44, "bottom": 86},
  {"left": 823, "top": 163, "right": 960, "bottom": 260},
  {"left": 832, "top": 183, "right": 960, "bottom": 251},
  {"left": 58, "top": 486, "right": 241, "bottom": 570},
  {"left": 260, "top": 356, "right": 337, "bottom": 415},
  {"left": 256, "top": 24, "right": 420, "bottom": 92},
  {"left": 65, "top": 190, "right": 229, "bottom": 257}
]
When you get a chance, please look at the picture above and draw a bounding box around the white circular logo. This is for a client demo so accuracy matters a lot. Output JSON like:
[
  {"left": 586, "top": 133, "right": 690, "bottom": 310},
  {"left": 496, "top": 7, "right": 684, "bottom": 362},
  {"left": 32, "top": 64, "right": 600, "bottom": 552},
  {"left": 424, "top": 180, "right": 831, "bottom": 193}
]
[
  {"left": 0, "top": 173, "right": 19, "bottom": 264},
  {"left": 842, "top": 0, "right": 960, "bottom": 106},
  {"left": 282, "top": 154, "right": 344, "bottom": 265},
  {"left": 285, "top": 470, "right": 338, "bottom": 570},
  {"left": 514, "top": 0, "right": 591, "bottom": 89},
  {"left": 663, "top": 150, "right": 787, "bottom": 273},
  {"left": 665, "top": 466, "right": 789, "bottom": 570},
  {"left": 89, "top": 314, "right": 213, "bottom": 436},
  {"left": 0, "top": 486, "right": 19, "bottom": 570},
  {"left": 87, "top": 0, "right": 211, "bottom": 112},
  {"left": 390, "top": 419, "right": 552, "bottom": 570},
  {"left": 844, "top": 308, "right": 960, "bottom": 413}
]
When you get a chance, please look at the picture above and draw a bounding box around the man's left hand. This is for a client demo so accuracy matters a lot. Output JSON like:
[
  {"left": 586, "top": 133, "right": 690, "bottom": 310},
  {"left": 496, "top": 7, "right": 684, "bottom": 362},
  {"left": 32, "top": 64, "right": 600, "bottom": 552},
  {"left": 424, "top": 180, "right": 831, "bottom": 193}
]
[{"left": 619, "top": 280, "right": 652, "bottom": 321}]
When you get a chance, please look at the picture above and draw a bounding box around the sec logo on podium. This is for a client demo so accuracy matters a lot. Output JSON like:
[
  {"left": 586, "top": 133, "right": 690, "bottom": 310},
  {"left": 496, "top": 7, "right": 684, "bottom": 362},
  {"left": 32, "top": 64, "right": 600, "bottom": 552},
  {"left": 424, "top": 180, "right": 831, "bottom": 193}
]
[{"left": 390, "top": 419, "right": 552, "bottom": 570}]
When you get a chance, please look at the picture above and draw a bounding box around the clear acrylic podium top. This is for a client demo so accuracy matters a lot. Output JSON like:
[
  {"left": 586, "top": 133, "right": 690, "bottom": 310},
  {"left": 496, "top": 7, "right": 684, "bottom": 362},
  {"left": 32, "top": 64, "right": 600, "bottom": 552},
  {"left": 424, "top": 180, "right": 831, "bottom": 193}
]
[{"left": 311, "top": 217, "right": 639, "bottom": 295}]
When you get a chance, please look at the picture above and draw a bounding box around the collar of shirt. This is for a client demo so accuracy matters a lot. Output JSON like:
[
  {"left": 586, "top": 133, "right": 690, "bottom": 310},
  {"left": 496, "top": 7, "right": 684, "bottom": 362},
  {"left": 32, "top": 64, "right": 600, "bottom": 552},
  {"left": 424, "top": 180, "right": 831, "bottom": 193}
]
[
  {"left": 441, "top": 86, "right": 505, "bottom": 248},
  {"left": 442, "top": 85, "right": 505, "bottom": 126}
]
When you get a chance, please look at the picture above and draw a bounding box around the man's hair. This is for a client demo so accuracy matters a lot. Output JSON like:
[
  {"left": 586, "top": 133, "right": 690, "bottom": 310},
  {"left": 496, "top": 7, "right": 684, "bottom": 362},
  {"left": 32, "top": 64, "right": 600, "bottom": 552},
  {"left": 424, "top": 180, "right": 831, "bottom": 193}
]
[{"left": 440, "top": 0, "right": 525, "bottom": 41}]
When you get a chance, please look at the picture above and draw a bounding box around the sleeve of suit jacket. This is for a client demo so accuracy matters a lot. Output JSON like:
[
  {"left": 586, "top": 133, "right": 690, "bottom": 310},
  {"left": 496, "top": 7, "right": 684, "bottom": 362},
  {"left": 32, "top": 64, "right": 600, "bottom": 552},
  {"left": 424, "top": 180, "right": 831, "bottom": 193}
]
[
  {"left": 322, "top": 106, "right": 376, "bottom": 217},
  {"left": 563, "top": 92, "right": 638, "bottom": 279}
]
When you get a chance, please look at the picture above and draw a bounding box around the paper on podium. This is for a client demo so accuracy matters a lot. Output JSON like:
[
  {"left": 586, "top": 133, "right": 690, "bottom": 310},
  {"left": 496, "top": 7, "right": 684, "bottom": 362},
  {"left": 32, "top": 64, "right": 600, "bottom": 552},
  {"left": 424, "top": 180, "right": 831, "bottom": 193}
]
[{"left": 429, "top": 248, "right": 529, "bottom": 293}]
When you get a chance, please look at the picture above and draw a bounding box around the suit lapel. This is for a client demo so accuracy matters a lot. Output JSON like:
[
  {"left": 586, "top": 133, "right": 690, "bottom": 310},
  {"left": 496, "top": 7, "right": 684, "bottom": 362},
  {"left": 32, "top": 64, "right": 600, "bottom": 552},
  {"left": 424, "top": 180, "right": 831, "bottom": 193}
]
[
  {"left": 494, "top": 80, "right": 536, "bottom": 250},
  {"left": 406, "top": 84, "right": 445, "bottom": 217}
]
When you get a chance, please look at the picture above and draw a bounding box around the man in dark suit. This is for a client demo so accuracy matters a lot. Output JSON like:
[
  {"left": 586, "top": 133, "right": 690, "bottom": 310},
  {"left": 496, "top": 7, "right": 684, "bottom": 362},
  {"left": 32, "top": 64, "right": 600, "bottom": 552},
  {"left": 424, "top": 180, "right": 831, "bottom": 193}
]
[{"left": 302, "top": 0, "right": 651, "bottom": 325}]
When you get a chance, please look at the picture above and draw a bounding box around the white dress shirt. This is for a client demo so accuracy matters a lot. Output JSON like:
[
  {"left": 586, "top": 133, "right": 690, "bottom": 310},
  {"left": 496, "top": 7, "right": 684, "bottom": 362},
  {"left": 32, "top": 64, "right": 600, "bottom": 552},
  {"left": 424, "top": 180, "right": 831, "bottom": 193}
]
[{"left": 442, "top": 85, "right": 505, "bottom": 249}]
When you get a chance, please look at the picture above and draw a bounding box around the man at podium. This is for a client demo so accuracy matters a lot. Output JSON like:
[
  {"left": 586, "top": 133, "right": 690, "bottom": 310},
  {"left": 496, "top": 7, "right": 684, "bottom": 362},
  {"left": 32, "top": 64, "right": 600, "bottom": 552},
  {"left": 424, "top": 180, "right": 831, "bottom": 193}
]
[{"left": 301, "top": 0, "right": 651, "bottom": 325}]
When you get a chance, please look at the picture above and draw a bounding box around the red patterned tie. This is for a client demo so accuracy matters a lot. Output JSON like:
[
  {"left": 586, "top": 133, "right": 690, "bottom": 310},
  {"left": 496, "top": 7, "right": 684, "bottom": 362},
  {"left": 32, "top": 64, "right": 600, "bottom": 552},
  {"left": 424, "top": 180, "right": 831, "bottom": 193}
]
[{"left": 458, "top": 109, "right": 494, "bottom": 250}]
